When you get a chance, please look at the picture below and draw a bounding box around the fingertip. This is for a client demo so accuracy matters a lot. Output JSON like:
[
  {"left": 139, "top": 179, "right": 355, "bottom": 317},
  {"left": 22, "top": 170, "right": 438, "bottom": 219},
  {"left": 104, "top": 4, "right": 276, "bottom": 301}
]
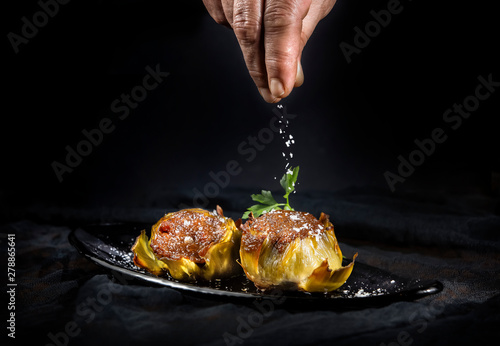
[
  {"left": 270, "top": 78, "right": 285, "bottom": 98},
  {"left": 259, "top": 87, "right": 282, "bottom": 103}
]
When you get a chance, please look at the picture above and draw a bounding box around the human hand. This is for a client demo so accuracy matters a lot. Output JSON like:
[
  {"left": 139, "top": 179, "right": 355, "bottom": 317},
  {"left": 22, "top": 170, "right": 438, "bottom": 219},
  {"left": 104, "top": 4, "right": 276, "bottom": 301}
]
[{"left": 202, "top": 0, "right": 337, "bottom": 103}]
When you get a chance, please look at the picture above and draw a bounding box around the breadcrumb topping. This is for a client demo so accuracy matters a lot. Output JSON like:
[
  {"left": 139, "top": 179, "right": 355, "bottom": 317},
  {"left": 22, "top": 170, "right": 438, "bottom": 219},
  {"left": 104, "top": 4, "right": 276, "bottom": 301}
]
[
  {"left": 150, "top": 209, "right": 226, "bottom": 263},
  {"left": 242, "top": 210, "right": 326, "bottom": 253}
]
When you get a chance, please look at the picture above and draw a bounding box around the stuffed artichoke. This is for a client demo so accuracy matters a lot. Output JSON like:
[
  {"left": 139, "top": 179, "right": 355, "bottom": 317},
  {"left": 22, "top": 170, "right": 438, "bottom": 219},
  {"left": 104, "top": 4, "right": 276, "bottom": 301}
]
[
  {"left": 239, "top": 210, "right": 357, "bottom": 292},
  {"left": 131, "top": 206, "right": 241, "bottom": 281}
]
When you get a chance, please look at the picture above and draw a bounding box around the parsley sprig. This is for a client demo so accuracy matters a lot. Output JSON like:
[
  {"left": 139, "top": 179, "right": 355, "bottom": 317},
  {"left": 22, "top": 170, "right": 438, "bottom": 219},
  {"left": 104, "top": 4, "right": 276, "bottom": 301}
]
[{"left": 242, "top": 166, "right": 300, "bottom": 219}]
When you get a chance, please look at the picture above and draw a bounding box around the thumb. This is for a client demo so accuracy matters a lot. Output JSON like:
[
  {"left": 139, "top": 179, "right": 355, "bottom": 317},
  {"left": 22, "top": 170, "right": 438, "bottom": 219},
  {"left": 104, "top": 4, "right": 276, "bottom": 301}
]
[
  {"left": 294, "top": 1, "right": 337, "bottom": 89},
  {"left": 295, "top": 56, "right": 304, "bottom": 87}
]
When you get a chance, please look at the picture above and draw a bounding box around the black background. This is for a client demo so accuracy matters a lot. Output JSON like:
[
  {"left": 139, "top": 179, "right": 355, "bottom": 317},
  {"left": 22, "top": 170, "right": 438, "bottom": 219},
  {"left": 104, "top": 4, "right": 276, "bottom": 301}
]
[
  {"left": 3, "top": 0, "right": 499, "bottom": 219},
  {"left": 2, "top": 2, "right": 499, "bottom": 345}
]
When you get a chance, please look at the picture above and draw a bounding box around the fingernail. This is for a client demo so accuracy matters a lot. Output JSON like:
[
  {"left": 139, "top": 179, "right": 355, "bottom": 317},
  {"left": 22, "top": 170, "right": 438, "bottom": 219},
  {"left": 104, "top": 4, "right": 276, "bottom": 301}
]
[
  {"left": 270, "top": 78, "right": 285, "bottom": 98},
  {"left": 259, "top": 87, "right": 280, "bottom": 103}
]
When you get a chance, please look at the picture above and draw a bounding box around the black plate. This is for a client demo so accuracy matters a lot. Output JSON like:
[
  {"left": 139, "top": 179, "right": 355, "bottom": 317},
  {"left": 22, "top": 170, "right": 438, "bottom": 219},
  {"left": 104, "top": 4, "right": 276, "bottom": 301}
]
[{"left": 69, "top": 223, "right": 443, "bottom": 309}]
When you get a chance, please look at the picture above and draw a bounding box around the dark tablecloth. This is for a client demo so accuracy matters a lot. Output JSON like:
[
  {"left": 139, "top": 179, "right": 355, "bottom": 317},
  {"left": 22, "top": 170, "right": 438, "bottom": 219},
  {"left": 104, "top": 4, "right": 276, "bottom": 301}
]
[{"left": 3, "top": 187, "right": 500, "bottom": 345}]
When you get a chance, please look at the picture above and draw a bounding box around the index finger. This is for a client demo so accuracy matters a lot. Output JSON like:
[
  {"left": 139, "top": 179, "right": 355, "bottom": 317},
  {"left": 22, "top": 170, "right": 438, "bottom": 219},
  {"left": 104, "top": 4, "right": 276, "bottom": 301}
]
[{"left": 232, "top": 0, "right": 275, "bottom": 101}]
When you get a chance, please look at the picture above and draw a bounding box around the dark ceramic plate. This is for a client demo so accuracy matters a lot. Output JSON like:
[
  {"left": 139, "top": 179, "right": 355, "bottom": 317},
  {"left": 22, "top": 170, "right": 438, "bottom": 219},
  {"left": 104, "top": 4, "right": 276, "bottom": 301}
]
[{"left": 69, "top": 223, "right": 443, "bottom": 308}]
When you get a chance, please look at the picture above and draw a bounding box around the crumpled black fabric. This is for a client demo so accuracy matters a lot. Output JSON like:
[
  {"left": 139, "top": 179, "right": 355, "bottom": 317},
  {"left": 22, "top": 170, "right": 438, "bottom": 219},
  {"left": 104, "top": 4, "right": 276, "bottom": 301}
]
[{"left": 4, "top": 187, "right": 500, "bottom": 345}]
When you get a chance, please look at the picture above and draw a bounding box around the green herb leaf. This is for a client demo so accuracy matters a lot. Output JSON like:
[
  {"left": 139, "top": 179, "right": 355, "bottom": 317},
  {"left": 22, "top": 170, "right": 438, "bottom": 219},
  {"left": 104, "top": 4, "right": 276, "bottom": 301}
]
[
  {"left": 243, "top": 203, "right": 282, "bottom": 219},
  {"left": 280, "top": 166, "right": 300, "bottom": 199},
  {"left": 243, "top": 166, "right": 300, "bottom": 219},
  {"left": 250, "top": 190, "right": 278, "bottom": 206}
]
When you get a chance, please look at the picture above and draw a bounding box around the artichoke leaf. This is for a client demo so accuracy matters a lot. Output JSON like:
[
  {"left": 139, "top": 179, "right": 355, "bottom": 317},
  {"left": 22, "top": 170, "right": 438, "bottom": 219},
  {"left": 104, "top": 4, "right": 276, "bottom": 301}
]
[
  {"left": 239, "top": 227, "right": 265, "bottom": 285},
  {"left": 198, "top": 224, "right": 242, "bottom": 280},
  {"left": 299, "top": 253, "right": 358, "bottom": 292},
  {"left": 131, "top": 230, "right": 168, "bottom": 276},
  {"left": 158, "top": 257, "right": 202, "bottom": 281}
]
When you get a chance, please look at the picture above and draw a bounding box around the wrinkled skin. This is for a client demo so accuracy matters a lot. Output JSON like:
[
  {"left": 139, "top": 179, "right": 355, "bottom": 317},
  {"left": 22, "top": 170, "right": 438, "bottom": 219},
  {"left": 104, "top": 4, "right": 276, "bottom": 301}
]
[{"left": 202, "top": 0, "right": 337, "bottom": 102}]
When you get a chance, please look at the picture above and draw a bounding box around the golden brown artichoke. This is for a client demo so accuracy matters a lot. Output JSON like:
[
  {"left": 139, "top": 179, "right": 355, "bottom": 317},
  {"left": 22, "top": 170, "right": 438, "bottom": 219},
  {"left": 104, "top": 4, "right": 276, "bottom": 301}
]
[
  {"left": 239, "top": 210, "right": 357, "bottom": 292},
  {"left": 131, "top": 206, "right": 241, "bottom": 281}
]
